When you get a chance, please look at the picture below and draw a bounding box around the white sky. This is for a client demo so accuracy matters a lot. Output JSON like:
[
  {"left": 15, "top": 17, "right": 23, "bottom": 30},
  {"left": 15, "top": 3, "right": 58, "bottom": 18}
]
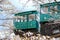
[
  {"left": 8, "top": 0, "right": 60, "bottom": 11},
  {"left": 9, "top": 0, "right": 38, "bottom": 12}
]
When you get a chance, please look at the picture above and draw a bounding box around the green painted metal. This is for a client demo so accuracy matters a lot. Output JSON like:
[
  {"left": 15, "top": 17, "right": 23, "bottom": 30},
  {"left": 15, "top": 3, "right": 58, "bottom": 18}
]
[
  {"left": 14, "top": 20, "right": 38, "bottom": 29},
  {"left": 40, "top": 2, "right": 60, "bottom": 22},
  {"left": 40, "top": 1, "right": 60, "bottom": 7},
  {"left": 15, "top": 10, "right": 37, "bottom": 16},
  {"left": 40, "top": 14, "right": 52, "bottom": 22},
  {"left": 13, "top": 11, "right": 38, "bottom": 29}
]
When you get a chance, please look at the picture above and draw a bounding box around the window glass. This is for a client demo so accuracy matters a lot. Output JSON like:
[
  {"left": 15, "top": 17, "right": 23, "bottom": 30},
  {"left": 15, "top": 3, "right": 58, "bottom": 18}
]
[
  {"left": 17, "top": 19, "right": 20, "bottom": 22},
  {"left": 20, "top": 16, "right": 23, "bottom": 22},
  {"left": 15, "top": 19, "right": 17, "bottom": 22},
  {"left": 41, "top": 7, "right": 48, "bottom": 14},
  {"left": 25, "top": 15, "right": 27, "bottom": 22},
  {"left": 29, "top": 14, "right": 35, "bottom": 21}
]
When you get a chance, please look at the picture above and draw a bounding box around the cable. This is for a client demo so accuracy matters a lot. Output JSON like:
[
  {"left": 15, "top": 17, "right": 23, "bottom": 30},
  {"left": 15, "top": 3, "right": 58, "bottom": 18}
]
[
  {"left": 54, "top": 0, "right": 57, "bottom": 2},
  {"left": 34, "top": 0, "right": 45, "bottom": 4}
]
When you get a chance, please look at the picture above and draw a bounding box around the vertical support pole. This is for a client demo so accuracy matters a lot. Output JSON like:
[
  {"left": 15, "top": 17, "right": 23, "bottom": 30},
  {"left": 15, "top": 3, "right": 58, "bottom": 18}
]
[
  {"left": 38, "top": 12, "right": 40, "bottom": 33},
  {"left": 23, "top": 15, "right": 25, "bottom": 22},
  {"left": 38, "top": 23, "right": 41, "bottom": 33},
  {"left": 20, "top": 18, "right": 21, "bottom": 22},
  {"left": 53, "top": 5, "right": 55, "bottom": 19},
  {"left": 35, "top": 14, "right": 36, "bottom": 20},
  {"left": 26, "top": 14, "right": 29, "bottom": 29},
  {"left": 38, "top": 5, "right": 41, "bottom": 33},
  {"left": 26, "top": 15, "right": 29, "bottom": 22}
]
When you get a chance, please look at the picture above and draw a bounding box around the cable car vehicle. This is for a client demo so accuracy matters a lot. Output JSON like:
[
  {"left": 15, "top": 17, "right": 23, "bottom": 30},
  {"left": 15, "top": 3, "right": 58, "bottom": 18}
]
[
  {"left": 13, "top": 11, "right": 39, "bottom": 34},
  {"left": 40, "top": 2, "right": 60, "bottom": 36}
]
